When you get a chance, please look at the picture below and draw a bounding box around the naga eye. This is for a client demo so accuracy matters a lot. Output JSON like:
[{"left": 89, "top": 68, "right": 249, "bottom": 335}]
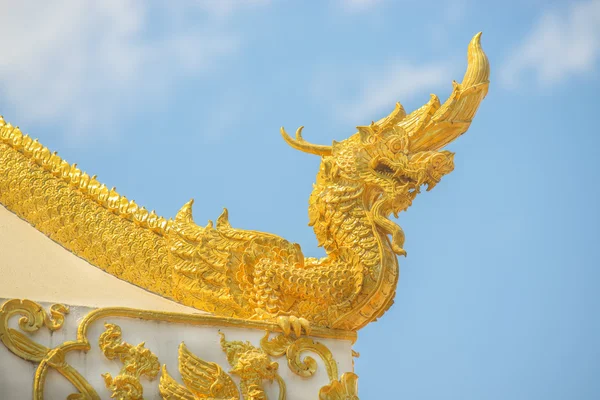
[{"left": 388, "top": 138, "right": 404, "bottom": 153}]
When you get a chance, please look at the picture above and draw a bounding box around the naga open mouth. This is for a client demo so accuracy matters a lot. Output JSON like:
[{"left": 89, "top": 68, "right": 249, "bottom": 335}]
[
  {"left": 370, "top": 158, "right": 422, "bottom": 216},
  {"left": 372, "top": 158, "right": 418, "bottom": 187}
]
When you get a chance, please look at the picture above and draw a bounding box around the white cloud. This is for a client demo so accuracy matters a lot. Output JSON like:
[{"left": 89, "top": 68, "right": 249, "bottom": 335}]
[
  {"left": 317, "top": 60, "right": 450, "bottom": 125},
  {"left": 0, "top": 1, "right": 267, "bottom": 140},
  {"left": 501, "top": 0, "right": 600, "bottom": 87}
]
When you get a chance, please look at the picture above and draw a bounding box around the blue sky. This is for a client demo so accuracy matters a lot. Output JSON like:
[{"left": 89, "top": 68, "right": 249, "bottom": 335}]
[{"left": 1, "top": 0, "right": 599, "bottom": 398}]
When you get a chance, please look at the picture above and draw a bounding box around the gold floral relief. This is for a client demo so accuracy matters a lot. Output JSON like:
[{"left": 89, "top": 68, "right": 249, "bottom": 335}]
[
  {"left": 260, "top": 332, "right": 360, "bottom": 399},
  {"left": 0, "top": 298, "right": 358, "bottom": 399},
  {"left": 260, "top": 333, "right": 338, "bottom": 381},
  {"left": 219, "top": 332, "right": 285, "bottom": 400},
  {"left": 99, "top": 323, "right": 160, "bottom": 399},
  {"left": 319, "top": 373, "right": 359, "bottom": 400},
  {"left": 0, "top": 299, "right": 100, "bottom": 400}
]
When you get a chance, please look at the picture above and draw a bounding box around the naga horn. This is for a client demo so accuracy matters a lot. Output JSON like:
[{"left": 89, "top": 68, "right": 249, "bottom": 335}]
[
  {"left": 280, "top": 126, "right": 333, "bottom": 156},
  {"left": 400, "top": 32, "right": 490, "bottom": 152}
]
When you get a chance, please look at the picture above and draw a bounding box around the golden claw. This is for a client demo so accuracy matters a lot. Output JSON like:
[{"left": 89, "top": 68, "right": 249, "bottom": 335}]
[
  {"left": 394, "top": 246, "right": 407, "bottom": 257},
  {"left": 277, "top": 316, "right": 311, "bottom": 337}
]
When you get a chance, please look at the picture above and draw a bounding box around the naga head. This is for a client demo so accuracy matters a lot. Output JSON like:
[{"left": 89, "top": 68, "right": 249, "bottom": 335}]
[{"left": 281, "top": 33, "right": 489, "bottom": 255}]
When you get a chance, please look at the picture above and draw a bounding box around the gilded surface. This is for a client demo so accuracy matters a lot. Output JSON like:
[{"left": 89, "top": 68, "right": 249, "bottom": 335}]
[
  {"left": 0, "top": 299, "right": 100, "bottom": 399},
  {"left": 219, "top": 333, "right": 284, "bottom": 400},
  {"left": 260, "top": 333, "right": 337, "bottom": 381},
  {"left": 99, "top": 323, "right": 160, "bottom": 399},
  {"left": 160, "top": 343, "right": 240, "bottom": 400},
  {"left": 0, "top": 34, "right": 489, "bottom": 330},
  {"left": 160, "top": 334, "right": 287, "bottom": 400},
  {"left": 0, "top": 298, "right": 355, "bottom": 399},
  {"left": 259, "top": 333, "right": 358, "bottom": 399},
  {"left": 319, "top": 373, "right": 359, "bottom": 400}
]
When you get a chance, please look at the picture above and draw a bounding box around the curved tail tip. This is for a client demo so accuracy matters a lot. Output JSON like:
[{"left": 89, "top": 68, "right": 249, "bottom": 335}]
[{"left": 471, "top": 32, "right": 483, "bottom": 47}]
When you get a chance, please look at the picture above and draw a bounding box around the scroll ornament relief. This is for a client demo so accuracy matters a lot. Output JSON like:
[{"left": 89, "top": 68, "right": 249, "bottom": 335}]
[
  {"left": 0, "top": 299, "right": 359, "bottom": 399},
  {"left": 99, "top": 323, "right": 160, "bottom": 399}
]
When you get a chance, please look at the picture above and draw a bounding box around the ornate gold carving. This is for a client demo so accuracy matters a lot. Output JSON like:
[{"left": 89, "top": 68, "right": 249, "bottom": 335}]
[
  {"left": 260, "top": 332, "right": 360, "bottom": 399},
  {"left": 160, "top": 335, "right": 289, "bottom": 400},
  {"left": 162, "top": 334, "right": 286, "bottom": 400},
  {"left": 319, "top": 373, "right": 359, "bottom": 400},
  {"left": 160, "top": 343, "right": 239, "bottom": 400},
  {"left": 219, "top": 332, "right": 284, "bottom": 399},
  {"left": 0, "top": 34, "right": 489, "bottom": 331},
  {"left": 0, "top": 299, "right": 67, "bottom": 361},
  {"left": 99, "top": 323, "right": 160, "bottom": 399},
  {"left": 76, "top": 306, "right": 355, "bottom": 343},
  {"left": 0, "top": 121, "right": 173, "bottom": 297},
  {"left": 0, "top": 299, "right": 100, "bottom": 399},
  {"left": 260, "top": 333, "right": 337, "bottom": 380},
  {"left": 1, "top": 299, "right": 353, "bottom": 398}
]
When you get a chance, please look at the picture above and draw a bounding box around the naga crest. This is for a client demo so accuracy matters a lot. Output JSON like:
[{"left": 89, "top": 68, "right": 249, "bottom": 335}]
[{"left": 281, "top": 33, "right": 489, "bottom": 256}]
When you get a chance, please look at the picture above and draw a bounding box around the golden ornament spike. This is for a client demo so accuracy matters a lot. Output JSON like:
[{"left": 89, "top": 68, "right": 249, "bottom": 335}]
[
  {"left": 216, "top": 207, "right": 230, "bottom": 229},
  {"left": 356, "top": 125, "right": 375, "bottom": 142},
  {"left": 176, "top": 199, "right": 195, "bottom": 223},
  {"left": 373, "top": 102, "right": 407, "bottom": 132}
]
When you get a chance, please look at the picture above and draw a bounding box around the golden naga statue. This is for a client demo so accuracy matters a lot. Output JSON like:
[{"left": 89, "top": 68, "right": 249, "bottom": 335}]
[{"left": 0, "top": 33, "right": 489, "bottom": 333}]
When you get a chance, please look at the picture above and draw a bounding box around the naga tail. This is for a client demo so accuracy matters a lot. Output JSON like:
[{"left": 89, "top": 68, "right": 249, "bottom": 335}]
[{"left": 0, "top": 118, "right": 173, "bottom": 297}]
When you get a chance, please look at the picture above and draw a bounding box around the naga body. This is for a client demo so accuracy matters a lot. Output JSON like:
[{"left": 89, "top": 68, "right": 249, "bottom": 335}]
[{"left": 0, "top": 34, "right": 489, "bottom": 331}]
